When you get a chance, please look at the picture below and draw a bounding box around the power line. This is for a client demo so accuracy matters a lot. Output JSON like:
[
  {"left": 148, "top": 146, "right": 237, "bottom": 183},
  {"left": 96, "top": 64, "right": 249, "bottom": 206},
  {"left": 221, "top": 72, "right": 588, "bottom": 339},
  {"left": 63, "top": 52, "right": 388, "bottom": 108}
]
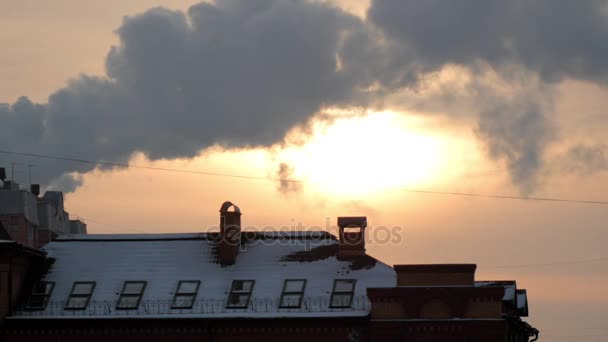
[
  {"left": 398, "top": 188, "right": 608, "bottom": 205},
  {"left": 483, "top": 256, "right": 608, "bottom": 269},
  {"left": 2, "top": 149, "right": 608, "bottom": 205}
]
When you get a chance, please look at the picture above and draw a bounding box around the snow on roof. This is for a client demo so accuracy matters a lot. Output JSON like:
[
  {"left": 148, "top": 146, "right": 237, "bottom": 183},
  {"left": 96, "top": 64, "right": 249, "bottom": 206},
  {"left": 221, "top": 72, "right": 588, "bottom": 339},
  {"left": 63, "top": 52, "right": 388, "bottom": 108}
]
[
  {"left": 11, "top": 232, "right": 394, "bottom": 319},
  {"left": 475, "top": 281, "right": 517, "bottom": 302},
  {"left": 517, "top": 291, "right": 527, "bottom": 310}
]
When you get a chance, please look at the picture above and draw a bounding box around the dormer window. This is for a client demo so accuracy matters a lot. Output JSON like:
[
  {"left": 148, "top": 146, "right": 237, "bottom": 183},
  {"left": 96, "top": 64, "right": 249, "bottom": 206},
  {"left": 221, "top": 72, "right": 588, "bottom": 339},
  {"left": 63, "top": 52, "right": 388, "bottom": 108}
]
[
  {"left": 65, "top": 282, "right": 96, "bottom": 310},
  {"left": 171, "top": 281, "right": 200, "bottom": 309},
  {"left": 116, "top": 281, "right": 146, "bottom": 310},
  {"left": 329, "top": 279, "right": 356, "bottom": 308},
  {"left": 279, "top": 279, "right": 306, "bottom": 308},
  {"left": 226, "top": 280, "right": 254, "bottom": 309},
  {"left": 25, "top": 281, "right": 55, "bottom": 310}
]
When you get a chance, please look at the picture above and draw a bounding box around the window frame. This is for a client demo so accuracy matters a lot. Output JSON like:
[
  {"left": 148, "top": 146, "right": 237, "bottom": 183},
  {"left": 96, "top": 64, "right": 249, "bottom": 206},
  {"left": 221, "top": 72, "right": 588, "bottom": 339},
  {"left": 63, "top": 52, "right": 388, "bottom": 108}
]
[
  {"left": 115, "top": 281, "right": 147, "bottom": 310},
  {"left": 24, "top": 281, "right": 55, "bottom": 310},
  {"left": 64, "top": 281, "right": 96, "bottom": 310},
  {"left": 279, "top": 279, "right": 307, "bottom": 309},
  {"left": 171, "top": 280, "right": 201, "bottom": 309},
  {"left": 329, "top": 279, "right": 356, "bottom": 308},
  {"left": 226, "top": 279, "right": 255, "bottom": 309}
]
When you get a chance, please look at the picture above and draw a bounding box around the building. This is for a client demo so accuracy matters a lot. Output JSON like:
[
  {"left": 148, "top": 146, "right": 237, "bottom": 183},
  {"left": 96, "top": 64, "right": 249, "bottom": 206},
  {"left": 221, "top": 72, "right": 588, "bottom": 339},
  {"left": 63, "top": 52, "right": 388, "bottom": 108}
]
[
  {"left": 0, "top": 167, "right": 87, "bottom": 248},
  {"left": 0, "top": 201, "right": 538, "bottom": 341}
]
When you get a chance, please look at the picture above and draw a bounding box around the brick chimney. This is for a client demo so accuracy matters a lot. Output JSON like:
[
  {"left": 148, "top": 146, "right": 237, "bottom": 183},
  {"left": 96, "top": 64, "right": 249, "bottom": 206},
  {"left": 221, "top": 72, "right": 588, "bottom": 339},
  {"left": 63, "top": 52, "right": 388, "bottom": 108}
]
[
  {"left": 218, "top": 201, "right": 241, "bottom": 266},
  {"left": 337, "top": 216, "right": 367, "bottom": 260}
]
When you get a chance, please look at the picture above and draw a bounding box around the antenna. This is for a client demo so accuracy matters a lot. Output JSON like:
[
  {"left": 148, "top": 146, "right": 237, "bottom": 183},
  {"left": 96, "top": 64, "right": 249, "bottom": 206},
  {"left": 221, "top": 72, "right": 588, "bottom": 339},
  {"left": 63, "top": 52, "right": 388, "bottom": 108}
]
[
  {"left": 27, "top": 164, "right": 36, "bottom": 185},
  {"left": 11, "top": 162, "right": 22, "bottom": 180}
]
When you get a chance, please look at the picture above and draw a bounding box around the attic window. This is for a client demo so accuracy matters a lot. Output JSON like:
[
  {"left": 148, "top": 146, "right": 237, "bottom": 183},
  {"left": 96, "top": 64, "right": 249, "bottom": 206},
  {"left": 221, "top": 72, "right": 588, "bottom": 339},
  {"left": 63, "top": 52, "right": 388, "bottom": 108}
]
[
  {"left": 279, "top": 279, "right": 306, "bottom": 308},
  {"left": 226, "top": 280, "right": 254, "bottom": 309},
  {"left": 171, "top": 281, "right": 200, "bottom": 309},
  {"left": 116, "top": 281, "right": 146, "bottom": 310},
  {"left": 330, "top": 279, "right": 356, "bottom": 308},
  {"left": 25, "top": 281, "right": 55, "bottom": 310},
  {"left": 65, "top": 282, "right": 96, "bottom": 310}
]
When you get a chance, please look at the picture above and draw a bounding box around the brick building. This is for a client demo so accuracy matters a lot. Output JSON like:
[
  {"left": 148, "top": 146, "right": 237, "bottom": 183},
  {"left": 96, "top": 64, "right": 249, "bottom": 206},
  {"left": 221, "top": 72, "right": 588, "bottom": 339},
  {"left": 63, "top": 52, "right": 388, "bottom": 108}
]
[
  {"left": 0, "top": 168, "right": 87, "bottom": 249},
  {"left": 0, "top": 199, "right": 539, "bottom": 341}
]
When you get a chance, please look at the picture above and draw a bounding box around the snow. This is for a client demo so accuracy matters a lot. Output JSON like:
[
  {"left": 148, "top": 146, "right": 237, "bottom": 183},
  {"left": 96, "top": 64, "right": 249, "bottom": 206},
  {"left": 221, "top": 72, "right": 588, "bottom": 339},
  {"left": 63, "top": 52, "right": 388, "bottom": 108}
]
[
  {"left": 11, "top": 232, "right": 395, "bottom": 319},
  {"left": 517, "top": 291, "right": 527, "bottom": 310},
  {"left": 474, "top": 281, "right": 517, "bottom": 302}
]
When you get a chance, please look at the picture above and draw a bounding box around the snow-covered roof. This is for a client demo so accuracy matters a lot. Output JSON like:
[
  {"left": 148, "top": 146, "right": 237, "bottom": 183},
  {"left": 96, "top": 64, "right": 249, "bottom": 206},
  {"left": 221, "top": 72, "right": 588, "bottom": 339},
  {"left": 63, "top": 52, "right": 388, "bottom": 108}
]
[
  {"left": 10, "top": 232, "right": 395, "bottom": 319},
  {"left": 474, "top": 281, "right": 517, "bottom": 302}
]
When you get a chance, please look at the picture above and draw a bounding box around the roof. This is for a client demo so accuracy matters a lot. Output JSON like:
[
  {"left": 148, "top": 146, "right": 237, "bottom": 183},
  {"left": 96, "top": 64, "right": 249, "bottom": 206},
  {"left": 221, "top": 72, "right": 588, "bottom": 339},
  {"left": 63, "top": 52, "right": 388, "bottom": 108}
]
[
  {"left": 10, "top": 232, "right": 395, "bottom": 319},
  {"left": 475, "top": 281, "right": 517, "bottom": 302}
]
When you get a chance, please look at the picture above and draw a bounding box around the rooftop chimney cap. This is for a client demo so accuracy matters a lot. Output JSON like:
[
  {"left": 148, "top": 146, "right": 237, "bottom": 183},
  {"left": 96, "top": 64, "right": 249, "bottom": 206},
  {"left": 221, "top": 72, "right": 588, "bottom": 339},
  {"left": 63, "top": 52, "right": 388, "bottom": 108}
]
[
  {"left": 337, "top": 216, "right": 367, "bottom": 228},
  {"left": 220, "top": 201, "right": 241, "bottom": 214}
]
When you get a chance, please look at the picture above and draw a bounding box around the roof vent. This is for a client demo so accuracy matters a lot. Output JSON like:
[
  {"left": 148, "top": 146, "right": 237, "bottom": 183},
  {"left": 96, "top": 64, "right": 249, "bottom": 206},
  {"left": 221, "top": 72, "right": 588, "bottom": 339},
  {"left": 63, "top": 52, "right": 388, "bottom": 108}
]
[
  {"left": 218, "top": 201, "right": 242, "bottom": 266},
  {"left": 337, "top": 216, "right": 367, "bottom": 260}
]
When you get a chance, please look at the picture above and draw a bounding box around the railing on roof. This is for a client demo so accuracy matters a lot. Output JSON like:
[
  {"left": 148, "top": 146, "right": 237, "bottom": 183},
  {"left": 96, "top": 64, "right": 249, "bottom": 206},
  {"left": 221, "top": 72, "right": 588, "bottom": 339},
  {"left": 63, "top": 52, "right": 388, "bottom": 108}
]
[{"left": 12, "top": 296, "right": 370, "bottom": 318}]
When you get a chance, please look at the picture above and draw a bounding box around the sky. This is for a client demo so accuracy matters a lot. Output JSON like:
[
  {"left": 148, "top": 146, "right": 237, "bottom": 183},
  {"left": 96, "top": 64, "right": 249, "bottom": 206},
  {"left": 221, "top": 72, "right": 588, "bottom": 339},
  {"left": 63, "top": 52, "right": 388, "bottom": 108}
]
[{"left": 1, "top": 0, "right": 608, "bottom": 340}]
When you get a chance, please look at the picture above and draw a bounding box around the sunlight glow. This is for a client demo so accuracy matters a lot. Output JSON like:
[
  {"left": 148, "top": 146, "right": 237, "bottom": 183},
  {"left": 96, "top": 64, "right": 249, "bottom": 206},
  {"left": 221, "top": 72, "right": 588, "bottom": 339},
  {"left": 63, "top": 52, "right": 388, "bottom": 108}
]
[{"left": 279, "top": 111, "right": 454, "bottom": 197}]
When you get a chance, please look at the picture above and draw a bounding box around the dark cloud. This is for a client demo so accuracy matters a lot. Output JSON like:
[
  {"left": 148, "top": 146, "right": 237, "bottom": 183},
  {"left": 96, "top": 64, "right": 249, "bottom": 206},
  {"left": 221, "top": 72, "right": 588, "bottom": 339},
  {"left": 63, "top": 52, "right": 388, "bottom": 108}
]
[
  {"left": 368, "top": 0, "right": 608, "bottom": 84},
  {"left": 560, "top": 144, "right": 608, "bottom": 174},
  {"left": 276, "top": 163, "right": 301, "bottom": 194},
  {"left": 2, "top": 0, "right": 607, "bottom": 194},
  {"left": 367, "top": 0, "right": 608, "bottom": 193},
  {"left": 476, "top": 97, "right": 554, "bottom": 194},
  {"left": 0, "top": 0, "right": 375, "bottom": 190}
]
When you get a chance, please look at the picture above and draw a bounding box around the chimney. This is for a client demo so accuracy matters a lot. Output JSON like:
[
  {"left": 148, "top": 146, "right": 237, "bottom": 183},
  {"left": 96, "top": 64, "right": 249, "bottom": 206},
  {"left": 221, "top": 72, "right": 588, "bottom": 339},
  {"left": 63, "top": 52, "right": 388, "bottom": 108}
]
[
  {"left": 0, "top": 167, "right": 6, "bottom": 181},
  {"left": 337, "top": 216, "right": 367, "bottom": 260},
  {"left": 30, "top": 184, "right": 40, "bottom": 196},
  {"left": 218, "top": 201, "right": 242, "bottom": 266}
]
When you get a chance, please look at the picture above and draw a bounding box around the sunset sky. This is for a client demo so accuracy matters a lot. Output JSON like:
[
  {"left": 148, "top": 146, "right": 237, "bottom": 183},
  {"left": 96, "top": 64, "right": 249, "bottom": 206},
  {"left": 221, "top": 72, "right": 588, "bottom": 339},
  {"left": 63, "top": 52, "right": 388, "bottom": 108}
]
[{"left": 1, "top": 1, "right": 608, "bottom": 340}]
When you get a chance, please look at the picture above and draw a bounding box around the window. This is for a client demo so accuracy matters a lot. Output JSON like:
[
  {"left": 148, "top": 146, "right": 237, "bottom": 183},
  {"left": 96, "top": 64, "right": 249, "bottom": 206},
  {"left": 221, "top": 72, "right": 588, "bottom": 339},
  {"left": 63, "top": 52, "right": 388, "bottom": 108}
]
[
  {"left": 330, "top": 279, "right": 356, "bottom": 308},
  {"left": 279, "top": 279, "right": 306, "bottom": 308},
  {"left": 65, "top": 282, "right": 95, "bottom": 310},
  {"left": 116, "top": 281, "right": 146, "bottom": 310},
  {"left": 25, "top": 281, "right": 55, "bottom": 310},
  {"left": 226, "top": 280, "right": 254, "bottom": 309},
  {"left": 171, "top": 281, "right": 200, "bottom": 309}
]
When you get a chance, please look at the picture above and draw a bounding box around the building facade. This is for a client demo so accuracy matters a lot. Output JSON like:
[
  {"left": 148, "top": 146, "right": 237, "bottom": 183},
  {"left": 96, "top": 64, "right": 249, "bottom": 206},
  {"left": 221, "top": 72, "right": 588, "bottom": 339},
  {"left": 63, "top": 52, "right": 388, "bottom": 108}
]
[
  {"left": 0, "top": 167, "right": 87, "bottom": 249},
  {"left": 0, "top": 200, "right": 538, "bottom": 341}
]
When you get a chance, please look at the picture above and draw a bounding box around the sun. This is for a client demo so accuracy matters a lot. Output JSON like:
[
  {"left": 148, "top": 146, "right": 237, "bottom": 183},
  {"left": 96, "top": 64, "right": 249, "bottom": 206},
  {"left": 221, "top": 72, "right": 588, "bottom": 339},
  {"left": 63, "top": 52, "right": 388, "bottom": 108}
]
[{"left": 278, "top": 111, "right": 451, "bottom": 197}]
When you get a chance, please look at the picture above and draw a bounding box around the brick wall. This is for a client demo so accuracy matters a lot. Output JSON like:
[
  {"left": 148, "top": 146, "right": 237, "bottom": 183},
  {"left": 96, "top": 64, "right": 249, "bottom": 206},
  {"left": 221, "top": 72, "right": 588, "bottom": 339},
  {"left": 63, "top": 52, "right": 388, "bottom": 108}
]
[{"left": 0, "top": 216, "right": 38, "bottom": 249}]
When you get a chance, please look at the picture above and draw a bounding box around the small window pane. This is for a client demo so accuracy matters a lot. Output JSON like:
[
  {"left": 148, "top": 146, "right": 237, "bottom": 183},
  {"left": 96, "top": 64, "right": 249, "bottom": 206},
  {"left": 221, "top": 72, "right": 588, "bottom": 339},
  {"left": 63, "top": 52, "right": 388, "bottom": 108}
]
[
  {"left": 33, "top": 282, "right": 53, "bottom": 295},
  {"left": 123, "top": 282, "right": 145, "bottom": 294},
  {"left": 26, "top": 282, "right": 54, "bottom": 310},
  {"left": 334, "top": 280, "right": 355, "bottom": 292},
  {"left": 173, "top": 294, "right": 196, "bottom": 308},
  {"left": 232, "top": 280, "right": 253, "bottom": 292},
  {"left": 65, "top": 296, "right": 89, "bottom": 309},
  {"left": 72, "top": 283, "right": 94, "bottom": 295},
  {"left": 228, "top": 293, "right": 250, "bottom": 307},
  {"left": 284, "top": 280, "right": 305, "bottom": 292},
  {"left": 27, "top": 295, "right": 47, "bottom": 309},
  {"left": 117, "top": 296, "right": 140, "bottom": 309},
  {"left": 331, "top": 294, "right": 353, "bottom": 308},
  {"left": 280, "top": 294, "right": 302, "bottom": 308},
  {"left": 177, "top": 281, "right": 199, "bottom": 294}
]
